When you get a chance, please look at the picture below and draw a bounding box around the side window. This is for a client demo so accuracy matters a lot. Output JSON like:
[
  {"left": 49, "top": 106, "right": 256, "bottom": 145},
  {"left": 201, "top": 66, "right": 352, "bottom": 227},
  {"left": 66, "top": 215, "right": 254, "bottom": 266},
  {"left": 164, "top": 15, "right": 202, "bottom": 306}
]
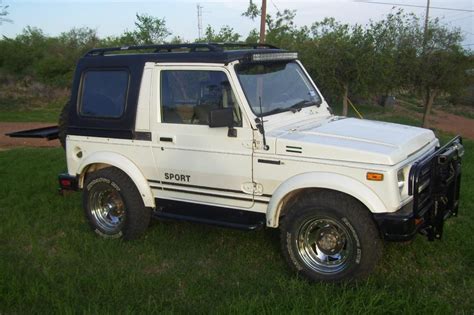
[
  {"left": 80, "top": 70, "right": 129, "bottom": 118},
  {"left": 161, "top": 70, "right": 242, "bottom": 126}
]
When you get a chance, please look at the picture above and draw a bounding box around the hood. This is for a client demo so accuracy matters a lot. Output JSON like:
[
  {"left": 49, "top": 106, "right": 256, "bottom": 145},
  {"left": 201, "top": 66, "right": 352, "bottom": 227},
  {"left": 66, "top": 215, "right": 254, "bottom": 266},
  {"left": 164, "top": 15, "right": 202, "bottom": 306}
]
[{"left": 272, "top": 117, "right": 436, "bottom": 165}]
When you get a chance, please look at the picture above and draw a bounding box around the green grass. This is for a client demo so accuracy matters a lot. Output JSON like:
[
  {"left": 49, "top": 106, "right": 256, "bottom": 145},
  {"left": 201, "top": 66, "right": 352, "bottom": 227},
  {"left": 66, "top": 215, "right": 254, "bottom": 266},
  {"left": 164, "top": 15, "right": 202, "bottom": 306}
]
[
  {"left": 0, "top": 98, "right": 63, "bottom": 123},
  {"left": 0, "top": 140, "right": 473, "bottom": 313}
]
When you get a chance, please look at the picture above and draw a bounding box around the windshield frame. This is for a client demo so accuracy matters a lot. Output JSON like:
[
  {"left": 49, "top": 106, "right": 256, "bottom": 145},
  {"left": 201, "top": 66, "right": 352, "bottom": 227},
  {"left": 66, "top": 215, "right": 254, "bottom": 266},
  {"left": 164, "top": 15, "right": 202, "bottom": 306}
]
[{"left": 234, "top": 60, "right": 323, "bottom": 117}]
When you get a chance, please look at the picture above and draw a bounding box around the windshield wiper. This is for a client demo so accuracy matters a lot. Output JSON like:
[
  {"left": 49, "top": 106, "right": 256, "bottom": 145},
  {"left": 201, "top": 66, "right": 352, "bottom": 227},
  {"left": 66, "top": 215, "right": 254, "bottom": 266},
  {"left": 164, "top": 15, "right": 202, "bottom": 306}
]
[
  {"left": 262, "top": 107, "right": 287, "bottom": 116},
  {"left": 262, "top": 100, "right": 319, "bottom": 116},
  {"left": 289, "top": 100, "right": 319, "bottom": 113}
]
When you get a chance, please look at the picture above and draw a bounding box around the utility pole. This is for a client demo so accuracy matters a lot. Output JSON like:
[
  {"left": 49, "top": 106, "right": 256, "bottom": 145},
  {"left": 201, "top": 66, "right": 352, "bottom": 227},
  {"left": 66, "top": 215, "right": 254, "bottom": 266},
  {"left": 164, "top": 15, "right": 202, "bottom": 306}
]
[
  {"left": 423, "top": 0, "right": 430, "bottom": 47},
  {"left": 421, "top": 0, "right": 432, "bottom": 127},
  {"left": 197, "top": 4, "right": 203, "bottom": 40},
  {"left": 259, "top": 0, "right": 267, "bottom": 44}
]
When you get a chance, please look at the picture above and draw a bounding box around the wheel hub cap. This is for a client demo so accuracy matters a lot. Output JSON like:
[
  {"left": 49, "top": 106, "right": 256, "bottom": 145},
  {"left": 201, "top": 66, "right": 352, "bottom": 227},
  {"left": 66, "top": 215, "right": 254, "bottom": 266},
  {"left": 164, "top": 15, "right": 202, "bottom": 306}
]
[
  {"left": 297, "top": 217, "right": 354, "bottom": 275},
  {"left": 89, "top": 186, "right": 125, "bottom": 233},
  {"left": 316, "top": 227, "right": 344, "bottom": 255}
]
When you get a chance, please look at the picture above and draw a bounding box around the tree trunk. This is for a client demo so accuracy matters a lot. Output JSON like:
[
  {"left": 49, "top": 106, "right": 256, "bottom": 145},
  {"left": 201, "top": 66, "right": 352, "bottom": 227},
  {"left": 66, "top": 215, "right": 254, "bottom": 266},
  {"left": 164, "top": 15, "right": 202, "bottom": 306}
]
[
  {"left": 422, "top": 88, "right": 437, "bottom": 128},
  {"left": 342, "top": 83, "right": 349, "bottom": 116}
]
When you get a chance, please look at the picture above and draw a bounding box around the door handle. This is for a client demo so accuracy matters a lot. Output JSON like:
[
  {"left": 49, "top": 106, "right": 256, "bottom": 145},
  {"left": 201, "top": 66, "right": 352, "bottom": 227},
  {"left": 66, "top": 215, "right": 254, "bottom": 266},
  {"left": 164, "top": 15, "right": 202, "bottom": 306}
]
[{"left": 160, "top": 137, "right": 174, "bottom": 143}]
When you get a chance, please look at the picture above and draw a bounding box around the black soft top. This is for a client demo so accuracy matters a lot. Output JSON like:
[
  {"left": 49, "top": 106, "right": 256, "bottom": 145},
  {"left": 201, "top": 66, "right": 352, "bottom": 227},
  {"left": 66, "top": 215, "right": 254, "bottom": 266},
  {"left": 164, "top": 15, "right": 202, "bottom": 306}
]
[{"left": 68, "top": 43, "right": 290, "bottom": 141}]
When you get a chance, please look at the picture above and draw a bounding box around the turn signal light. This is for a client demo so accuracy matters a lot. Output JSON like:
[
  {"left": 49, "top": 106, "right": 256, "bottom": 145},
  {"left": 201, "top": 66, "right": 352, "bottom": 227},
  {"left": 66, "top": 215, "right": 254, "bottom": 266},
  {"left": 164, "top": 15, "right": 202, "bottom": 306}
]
[
  {"left": 415, "top": 218, "right": 424, "bottom": 226},
  {"left": 366, "top": 173, "right": 384, "bottom": 181}
]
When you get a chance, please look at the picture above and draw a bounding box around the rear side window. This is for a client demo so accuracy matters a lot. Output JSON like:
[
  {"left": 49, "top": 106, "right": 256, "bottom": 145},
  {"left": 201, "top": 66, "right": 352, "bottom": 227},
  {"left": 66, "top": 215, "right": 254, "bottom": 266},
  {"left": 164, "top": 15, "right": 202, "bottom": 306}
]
[{"left": 80, "top": 70, "right": 129, "bottom": 118}]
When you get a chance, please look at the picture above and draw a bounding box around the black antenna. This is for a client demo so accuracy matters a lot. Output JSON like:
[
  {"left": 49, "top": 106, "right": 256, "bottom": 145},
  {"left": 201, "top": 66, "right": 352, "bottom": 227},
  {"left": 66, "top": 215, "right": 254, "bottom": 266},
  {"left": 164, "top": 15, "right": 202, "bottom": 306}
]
[{"left": 257, "top": 96, "right": 270, "bottom": 151}]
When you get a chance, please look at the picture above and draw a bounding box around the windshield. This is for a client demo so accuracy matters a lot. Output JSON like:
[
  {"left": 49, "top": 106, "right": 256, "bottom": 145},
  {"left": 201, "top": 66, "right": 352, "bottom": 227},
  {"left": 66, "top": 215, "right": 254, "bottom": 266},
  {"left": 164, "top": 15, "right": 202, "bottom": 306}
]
[{"left": 235, "top": 61, "right": 322, "bottom": 116}]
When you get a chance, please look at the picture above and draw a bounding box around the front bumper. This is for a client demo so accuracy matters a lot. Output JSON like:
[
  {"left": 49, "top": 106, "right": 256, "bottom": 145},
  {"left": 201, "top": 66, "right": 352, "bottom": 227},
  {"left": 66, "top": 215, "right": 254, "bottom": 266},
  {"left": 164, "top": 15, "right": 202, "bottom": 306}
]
[
  {"left": 373, "top": 201, "right": 418, "bottom": 241},
  {"left": 374, "top": 136, "right": 463, "bottom": 242}
]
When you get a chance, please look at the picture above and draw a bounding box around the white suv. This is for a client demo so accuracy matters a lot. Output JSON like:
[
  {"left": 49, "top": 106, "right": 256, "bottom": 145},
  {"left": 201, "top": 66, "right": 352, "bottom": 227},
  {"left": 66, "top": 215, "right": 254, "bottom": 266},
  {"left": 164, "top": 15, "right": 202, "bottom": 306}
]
[{"left": 53, "top": 43, "right": 463, "bottom": 282}]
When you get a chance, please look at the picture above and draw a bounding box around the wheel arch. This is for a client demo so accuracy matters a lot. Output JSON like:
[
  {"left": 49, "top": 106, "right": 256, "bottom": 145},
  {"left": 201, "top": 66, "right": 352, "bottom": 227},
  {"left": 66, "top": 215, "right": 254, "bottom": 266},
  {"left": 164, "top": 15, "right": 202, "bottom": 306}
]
[
  {"left": 77, "top": 151, "right": 155, "bottom": 208},
  {"left": 266, "top": 172, "right": 387, "bottom": 228}
]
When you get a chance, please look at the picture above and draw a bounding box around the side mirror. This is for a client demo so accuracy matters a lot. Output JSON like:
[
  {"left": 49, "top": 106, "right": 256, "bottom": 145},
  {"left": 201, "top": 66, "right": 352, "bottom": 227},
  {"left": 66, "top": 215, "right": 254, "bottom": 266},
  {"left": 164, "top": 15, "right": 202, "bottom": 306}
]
[{"left": 208, "top": 108, "right": 234, "bottom": 128}]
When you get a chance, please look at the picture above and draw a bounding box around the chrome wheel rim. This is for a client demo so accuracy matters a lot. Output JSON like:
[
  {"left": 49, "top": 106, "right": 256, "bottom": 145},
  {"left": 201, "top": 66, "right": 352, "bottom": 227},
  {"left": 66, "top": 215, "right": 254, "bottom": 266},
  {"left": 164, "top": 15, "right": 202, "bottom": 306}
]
[
  {"left": 89, "top": 184, "right": 125, "bottom": 233},
  {"left": 297, "top": 217, "right": 353, "bottom": 275}
]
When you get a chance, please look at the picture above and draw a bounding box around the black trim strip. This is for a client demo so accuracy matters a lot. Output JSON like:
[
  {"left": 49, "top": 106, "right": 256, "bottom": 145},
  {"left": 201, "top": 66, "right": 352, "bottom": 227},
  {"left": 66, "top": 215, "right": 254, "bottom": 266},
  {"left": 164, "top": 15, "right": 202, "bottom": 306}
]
[
  {"left": 161, "top": 181, "right": 243, "bottom": 194},
  {"left": 258, "top": 159, "right": 281, "bottom": 165},
  {"left": 162, "top": 187, "right": 254, "bottom": 202},
  {"left": 152, "top": 186, "right": 269, "bottom": 204},
  {"left": 286, "top": 150, "right": 302, "bottom": 153},
  {"left": 286, "top": 146, "right": 302, "bottom": 149},
  {"left": 148, "top": 179, "right": 273, "bottom": 200}
]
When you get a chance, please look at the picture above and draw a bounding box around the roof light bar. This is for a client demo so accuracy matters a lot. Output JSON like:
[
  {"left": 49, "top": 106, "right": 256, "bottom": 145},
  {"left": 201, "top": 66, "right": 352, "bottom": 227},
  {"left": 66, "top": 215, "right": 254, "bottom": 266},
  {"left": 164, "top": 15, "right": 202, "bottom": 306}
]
[{"left": 250, "top": 52, "right": 298, "bottom": 62}]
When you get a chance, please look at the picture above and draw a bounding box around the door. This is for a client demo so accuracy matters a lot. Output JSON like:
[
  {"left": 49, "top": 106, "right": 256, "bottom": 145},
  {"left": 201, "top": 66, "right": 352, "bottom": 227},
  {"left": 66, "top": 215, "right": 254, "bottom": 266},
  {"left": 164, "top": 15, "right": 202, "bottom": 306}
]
[{"left": 150, "top": 65, "right": 255, "bottom": 209}]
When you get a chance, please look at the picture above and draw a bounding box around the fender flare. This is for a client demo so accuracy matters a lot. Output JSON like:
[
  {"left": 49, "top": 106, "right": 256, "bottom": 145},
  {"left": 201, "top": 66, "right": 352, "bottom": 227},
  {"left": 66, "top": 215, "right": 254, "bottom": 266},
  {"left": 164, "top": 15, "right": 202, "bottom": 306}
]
[
  {"left": 77, "top": 151, "right": 155, "bottom": 208},
  {"left": 266, "top": 172, "right": 387, "bottom": 228}
]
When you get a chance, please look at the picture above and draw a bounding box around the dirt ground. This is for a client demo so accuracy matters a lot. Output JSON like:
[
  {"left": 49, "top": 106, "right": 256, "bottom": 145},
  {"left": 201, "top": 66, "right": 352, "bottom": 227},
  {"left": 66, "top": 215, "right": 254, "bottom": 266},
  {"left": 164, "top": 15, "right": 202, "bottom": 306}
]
[
  {"left": 0, "top": 109, "right": 473, "bottom": 149},
  {"left": 0, "top": 122, "right": 60, "bottom": 149},
  {"left": 393, "top": 105, "right": 474, "bottom": 139},
  {"left": 429, "top": 109, "right": 474, "bottom": 139}
]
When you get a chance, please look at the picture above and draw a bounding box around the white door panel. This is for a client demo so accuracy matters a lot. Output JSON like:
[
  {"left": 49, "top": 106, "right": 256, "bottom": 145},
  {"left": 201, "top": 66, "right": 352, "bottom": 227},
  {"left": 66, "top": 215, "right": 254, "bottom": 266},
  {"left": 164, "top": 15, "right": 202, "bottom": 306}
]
[{"left": 150, "top": 65, "right": 254, "bottom": 208}]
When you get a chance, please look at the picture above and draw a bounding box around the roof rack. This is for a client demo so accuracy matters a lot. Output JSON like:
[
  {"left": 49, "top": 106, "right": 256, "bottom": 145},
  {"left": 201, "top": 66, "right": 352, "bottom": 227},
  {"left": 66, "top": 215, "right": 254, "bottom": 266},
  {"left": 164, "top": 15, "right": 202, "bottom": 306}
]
[{"left": 85, "top": 42, "right": 279, "bottom": 56}]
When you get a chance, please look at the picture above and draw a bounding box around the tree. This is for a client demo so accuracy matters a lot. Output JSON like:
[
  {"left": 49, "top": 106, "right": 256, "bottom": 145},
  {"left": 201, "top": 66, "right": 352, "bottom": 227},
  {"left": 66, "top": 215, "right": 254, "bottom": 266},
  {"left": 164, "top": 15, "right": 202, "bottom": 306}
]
[
  {"left": 200, "top": 25, "right": 241, "bottom": 43},
  {"left": 367, "top": 10, "right": 422, "bottom": 97},
  {"left": 242, "top": 1, "right": 260, "bottom": 21},
  {"left": 309, "top": 18, "right": 373, "bottom": 115},
  {"left": 244, "top": 29, "right": 260, "bottom": 43},
  {"left": 35, "top": 27, "right": 100, "bottom": 86},
  {"left": 0, "top": 27, "right": 47, "bottom": 74},
  {"left": 169, "top": 35, "right": 185, "bottom": 44},
  {"left": 124, "top": 13, "right": 171, "bottom": 45},
  {"left": 242, "top": 3, "right": 308, "bottom": 47},
  {"left": 0, "top": 1, "right": 12, "bottom": 25},
  {"left": 59, "top": 27, "right": 99, "bottom": 49},
  {"left": 417, "top": 21, "right": 470, "bottom": 127}
]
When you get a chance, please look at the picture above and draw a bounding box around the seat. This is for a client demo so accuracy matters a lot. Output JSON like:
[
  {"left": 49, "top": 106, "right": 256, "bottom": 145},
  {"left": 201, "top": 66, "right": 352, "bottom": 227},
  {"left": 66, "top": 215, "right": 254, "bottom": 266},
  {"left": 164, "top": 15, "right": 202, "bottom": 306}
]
[{"left": 193, "top": 85, "right": 223, "bottom": 125}]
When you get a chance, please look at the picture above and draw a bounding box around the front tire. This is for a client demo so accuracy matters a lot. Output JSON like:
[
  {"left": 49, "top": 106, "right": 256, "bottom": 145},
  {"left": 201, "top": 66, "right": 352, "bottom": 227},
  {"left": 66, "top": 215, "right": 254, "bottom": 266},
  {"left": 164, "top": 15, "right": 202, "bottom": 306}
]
[
  {"left": 83, "top": 167, "right": 151, "bottom": 240},
  {"left": 280, "top": 191, "right": 382, "bottom": 282}
]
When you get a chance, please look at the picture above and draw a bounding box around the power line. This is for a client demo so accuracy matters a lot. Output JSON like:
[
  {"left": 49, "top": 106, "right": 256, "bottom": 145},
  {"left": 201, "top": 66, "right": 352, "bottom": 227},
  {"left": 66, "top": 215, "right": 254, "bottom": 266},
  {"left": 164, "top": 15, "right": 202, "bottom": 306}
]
[
  {"left": 270, "top": 0, "right": 280, "bottom": 12},
  {"left": 355, "top": 1, "right": 474, "bottom": 12},
  {"left": 445, "top": 13, "right": 474, "bottom": 24},
  {"left": 441, "top": 7, "right": 473, "bottom": 20},
  {"left": 442, "top": 12, "right": 473, "bottom": 23}
]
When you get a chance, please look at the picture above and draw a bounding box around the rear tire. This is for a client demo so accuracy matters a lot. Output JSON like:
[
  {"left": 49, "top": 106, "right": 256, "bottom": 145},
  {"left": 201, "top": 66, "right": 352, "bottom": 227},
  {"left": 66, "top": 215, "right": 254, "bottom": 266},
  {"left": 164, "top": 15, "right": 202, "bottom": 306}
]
[
  {"left": 280, "top": 191, "right": 382, "bottom": 282},
  {"left": 83, "top": 167, "right": 151, "bottom": 240}
]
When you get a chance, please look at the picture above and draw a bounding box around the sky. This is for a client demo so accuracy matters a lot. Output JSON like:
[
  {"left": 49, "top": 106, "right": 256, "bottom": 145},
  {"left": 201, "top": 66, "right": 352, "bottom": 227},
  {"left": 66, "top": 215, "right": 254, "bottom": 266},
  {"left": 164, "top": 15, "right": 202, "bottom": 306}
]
[{"left": 0, "top": 0, "right": 472, "bottom": 47}]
